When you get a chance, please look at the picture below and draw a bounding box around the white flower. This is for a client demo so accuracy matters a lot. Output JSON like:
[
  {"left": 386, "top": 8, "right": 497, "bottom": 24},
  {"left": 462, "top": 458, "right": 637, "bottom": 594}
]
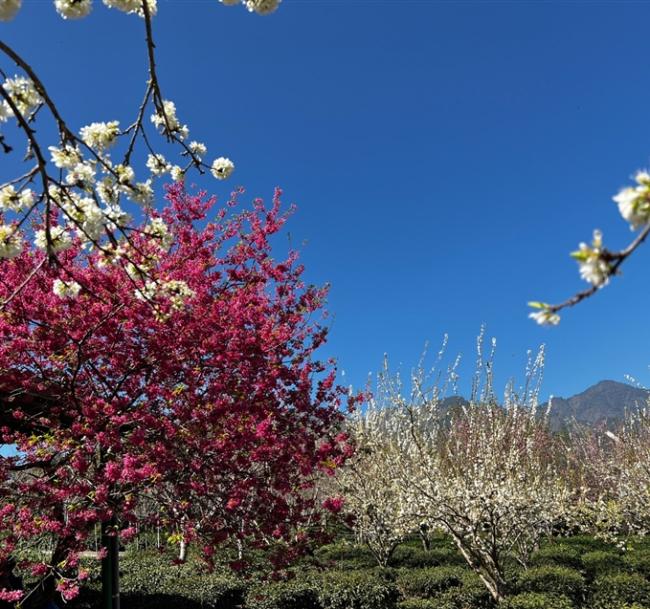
[
  {"left": 34, "top": 225, "right": 73, "bottom": 252},
  {"left": 528, "top": 302, "right": 560, "bottom": 326},
  {"left": 62, "top": 195, "right": 105, "bottom": 242},
  {"left": 145, "top": 217, "right": 173, "bottom": 250},
  {"left": 49, "top": 145, "right": 82, "bottom": 169},
  {"left": 97, "top": 244, "right": 126, "bottom": 268},
  {"left": 0, "top": 224, "right": 23, "bottom": 259},
  {"left": 162, "top": 279, "right": 194, "bottom": 310},
  {"left": 54, "top": 0, "right": 92, "bottom": 19},
  {"left": 103, "top": 204, "right": 131, "bottom": 230},
  {"left": 151, "top": 100, "right": 180, "bottom": 134},
  {"left": 210, "top": 157, "right": 235, "bottom": 180},
  {"left": 114, "top": 164, "right": 135, "bottom": 186},
  {"left": 2, "top": 75, "right": 41, "bottom": 116},
  {"left": 134, "top": 279, "right": 157, "bottom": 302},
  {"left": 0, "top": 185, "right": 34, "bottom": 213},
  {"left": 65, "top": 162, "right": 96, "bottom": 189},
  {"left": 170, "top": 165, "right": 184, "bottom": 182},
  {"left": 0, "top": 102, "right": 10, "bottom": 122},
  {"left": 146, "top": 153, "right": 170, "bottom": 177},
  {"left": 571, "top": 229, "right": 611, "bottom": 287},
  {"left": 52, "top": 278, "right": 82, "bottom": 299},
  {"left": 0, "top": 0, "right": 21, "bottom": 22},
  {"left": 128, "top": 180, "right": 154, "bottom": 206},
  {"left": 613, "top": 185, "right": 650, "bottom": 230},
  {"left": 578, "top": 256, "right": 610, "bottom": 287},
  {"left": 96, "top": 177, "right": 119, "bottom": 205},
  {"left": 188, "top": 141, "right": 207, "bottom": 159},
  {"left": 102, "top": 0, "right": 156, "bottom": 16},
  {"left": 80, "top": 120, "right": 120, "bottom": 150},
  {"left": 244, "top": 0, "right": 280, "bottom": 15}
]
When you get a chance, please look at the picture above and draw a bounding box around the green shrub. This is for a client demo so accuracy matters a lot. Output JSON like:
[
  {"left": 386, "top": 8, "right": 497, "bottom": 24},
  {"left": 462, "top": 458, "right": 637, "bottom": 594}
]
[
  {"left": 501, "top": 592, "right": 574, "bottom": 609},
  {"left": 316, "top": 543, "right": 377, "bottom": 569},
  {"left": 624, "top": 549, "right": 650, "bottom": 577},
  {"left": 246, "top": 580, "right": 321, "bottom": 609},
  {"left": 558, "top": 535, "right": 611, "bottom": 554},
  {"left": 437, "top": 570, "right": 495, "bottom": 609},
  {"left": 396, "top": 566, "right": 467, "bottom": 598},
  {"left": 318, "top": 570, "right": 400, "bottom": 609},
  {"left": 390, "top": 546, "right": 465, "bottom": 569},
  {"left": 529, "top": 545, "right": 582, "bottom": 570},
  {"left": 591, "top": 573, "right": 650, "bottom": 608},
  {"left": 397, "top": 600, "right": 438, "bottom": 609},
  {"left": 582, "top": 550, "right": 626, "bottom": 578},
  {"left": 113, "top": 554, "right": 247, "bottom": 609},
  {"left": 517, "top": 566, "right": 585, "bottom": 603}
]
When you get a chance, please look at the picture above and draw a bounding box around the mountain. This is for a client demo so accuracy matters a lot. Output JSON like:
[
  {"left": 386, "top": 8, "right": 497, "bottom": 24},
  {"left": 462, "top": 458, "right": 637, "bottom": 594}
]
[{"left": 542, "top": 380, "right": 649, "bottom": 430}]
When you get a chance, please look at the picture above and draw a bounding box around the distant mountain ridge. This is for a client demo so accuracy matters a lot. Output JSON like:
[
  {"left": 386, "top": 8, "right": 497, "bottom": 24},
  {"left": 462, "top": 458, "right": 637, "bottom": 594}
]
[
  {"left": 437, "top": 380, "right": 648, "bottom": 430},
  {"left": 541, "top": 380, "right": 649, "bottom": 430}
]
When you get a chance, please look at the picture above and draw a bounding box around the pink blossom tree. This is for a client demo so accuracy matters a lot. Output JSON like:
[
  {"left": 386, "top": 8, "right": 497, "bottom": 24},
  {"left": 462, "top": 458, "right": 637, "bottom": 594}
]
[{"left": 0, "top": 183, "right": 354, "bottom": 606}]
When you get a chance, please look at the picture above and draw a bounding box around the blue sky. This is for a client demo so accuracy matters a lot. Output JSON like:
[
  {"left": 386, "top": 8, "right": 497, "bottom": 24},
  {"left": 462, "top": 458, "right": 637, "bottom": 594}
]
[{"left": 3, "top": 0, "right": 650, "bottom": 401}]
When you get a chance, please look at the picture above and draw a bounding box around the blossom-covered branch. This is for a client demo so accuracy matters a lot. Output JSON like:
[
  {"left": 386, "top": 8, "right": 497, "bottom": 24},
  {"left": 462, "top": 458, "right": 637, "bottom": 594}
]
[
  {"left": 529, "top": 170, "right": 650, "bottom": 325},
  {"left": 0, "top": 0, "right": 280, "bottom": 303}
]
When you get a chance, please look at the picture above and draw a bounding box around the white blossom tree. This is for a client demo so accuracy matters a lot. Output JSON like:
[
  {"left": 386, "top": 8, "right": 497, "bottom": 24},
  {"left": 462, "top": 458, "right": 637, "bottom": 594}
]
[
  {"left": 568, "top": 406, "right": 650, "bottom": 543},
  {"left": 351, "top": 334, "right": 570, "bottom": 602},
  {"left": 336, "top": 398, "right": 417, "bottom": 567}
]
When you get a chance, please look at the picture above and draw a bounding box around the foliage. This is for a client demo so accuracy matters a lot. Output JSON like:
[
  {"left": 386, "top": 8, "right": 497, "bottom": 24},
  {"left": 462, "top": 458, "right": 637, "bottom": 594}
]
[
  {"left": 581, "top": 550, "right": 626, "bottom": 578},
  {"left": 395, "top": 566, "right": 467, "bottom": 598},
  {"left": 529, "top": 545, "right": 582, "bottom": 570},
  {"left": 501, "top": 592, "right": 574, "bottom": 609},
  {"left": 318, "top": 570, "right": 401, "bottom": 609},
  {"left": 516, "top": 566, "right": 585, "bottom": 604},
  {"left": 590, "top": 573, "right": 650, "bottom": 609},
  {"left": 246, "top": 580, "right": 321, "bottom": 609}
]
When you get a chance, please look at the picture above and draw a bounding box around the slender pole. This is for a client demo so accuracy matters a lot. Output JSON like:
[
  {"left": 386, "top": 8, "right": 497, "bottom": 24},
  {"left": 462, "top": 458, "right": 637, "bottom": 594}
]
[{"left": 101, "top": 516, "right": 120, "bottom": 609}]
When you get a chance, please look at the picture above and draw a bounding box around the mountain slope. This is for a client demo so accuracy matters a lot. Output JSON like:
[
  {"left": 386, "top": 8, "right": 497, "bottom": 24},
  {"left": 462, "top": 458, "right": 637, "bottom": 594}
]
[{"left": 543, "top": 380, "right": 649, "bottom": 429}]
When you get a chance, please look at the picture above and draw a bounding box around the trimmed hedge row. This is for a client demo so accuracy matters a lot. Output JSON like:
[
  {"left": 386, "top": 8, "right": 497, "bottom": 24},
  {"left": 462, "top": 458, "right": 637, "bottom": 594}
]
[{"left": 67, "top": 536, "right": 650, "bottom": 609}]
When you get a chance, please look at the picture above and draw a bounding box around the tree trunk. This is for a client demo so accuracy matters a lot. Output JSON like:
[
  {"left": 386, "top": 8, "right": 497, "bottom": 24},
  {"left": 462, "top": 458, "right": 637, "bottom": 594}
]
[{"left": 101, "top": 517, "right": 120, "bottom": 609}]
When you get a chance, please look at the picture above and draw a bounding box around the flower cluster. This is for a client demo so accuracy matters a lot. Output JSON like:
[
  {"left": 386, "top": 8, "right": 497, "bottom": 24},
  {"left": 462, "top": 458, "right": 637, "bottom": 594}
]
[
  {"left": 2, "top": 0, "right": 281, "bottom": 21},
  {"left": 0, "top": 185, "right": 34, "bottom": 213},
  {"left": 54, "top": 0, "right": 93, "bottom": 19},
  {"left": 570, "top": 229, "right": 611, "bottom": 287},
  {"left": 52, "top": 278, "right": 82, "bottom": 299},
  {"left": 528, "top": 302, "right": 560, "bottom": 326},
  {"left": 1, "top": 75, "right": 41, "bottom": 118},
  {"left": 613, "top": 170, "right": 650, "bottom": 230},
  {"left": 0, "top": 224, "right": 22, "bottom": 259},
  {"left": 220, "top": 0, "right": 281, "bottom": 15}
]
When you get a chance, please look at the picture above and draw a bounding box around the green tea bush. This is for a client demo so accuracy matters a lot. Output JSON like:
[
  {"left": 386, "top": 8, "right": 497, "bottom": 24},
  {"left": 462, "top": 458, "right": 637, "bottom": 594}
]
[
  {"left": 530, "top": 545, "right": 582, "bottom": 570},
  {"left": 318, "top": 570, "right": 401, "bottom": 609},
  {"left": 436, "top": 571, "right": 495, "bottom": 609},
  {"left": 390, "top": 546, "right": 465, "bottom": 569},
  {"left": 396, "top": 600, "right": 438, "bottom": 609},
  {"left": 559, "top": 535, "right": 611, "bottom": 554},
  {"left": 396, "top": 566, "right": 467, "bottom": 598},
  {"left": 517, "top": 566, "right": 585, "bottom": 603},
  {"left": 624, "top": 549, "right": 650, "bottom": 578},
  {"left": 501, "top": 592, "right": 574, "bottom": 609},
  {"left": 316, "top": 543, "right": 377, "bottom": 569},
  {"left": 245, "top": 580, "right": 321, "bottom": 609},
  {"left": 582, "top": 550, "right": 626, "bottom": 578},
  {"left": 590, "top": 573, "right": 650, "bottom": 608}
]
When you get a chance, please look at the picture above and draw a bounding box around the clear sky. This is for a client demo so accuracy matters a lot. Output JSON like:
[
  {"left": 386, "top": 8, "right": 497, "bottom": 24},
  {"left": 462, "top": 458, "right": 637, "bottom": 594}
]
[{"left": 3, "top": 0, "right": 650, "bottom": 401}]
